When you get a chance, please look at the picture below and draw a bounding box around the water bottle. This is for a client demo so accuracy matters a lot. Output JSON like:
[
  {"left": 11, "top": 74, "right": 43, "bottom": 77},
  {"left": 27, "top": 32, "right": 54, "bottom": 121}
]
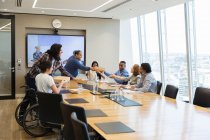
[{"left": 92, "top": 81, "right": 96, "bottom": 94}]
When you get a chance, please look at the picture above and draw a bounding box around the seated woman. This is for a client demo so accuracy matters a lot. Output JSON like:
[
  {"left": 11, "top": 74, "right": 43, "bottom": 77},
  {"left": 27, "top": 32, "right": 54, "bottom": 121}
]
[
  {"left": 35, "top": 61, "right": 67, "bottom": 94},
  {"left": 86, "top": 61, "right": 105, "bottom": 81},
  {"left": 111, "top": 64, "right": 140, "bottom": 85},
  {"left": 132, "top": 63, "right": 157, "bottom": 93}
]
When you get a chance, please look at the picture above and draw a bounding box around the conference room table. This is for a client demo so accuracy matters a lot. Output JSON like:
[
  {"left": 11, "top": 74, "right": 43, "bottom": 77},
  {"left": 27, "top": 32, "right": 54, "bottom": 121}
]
[{"left": 61, "top": 80, "right": 210, "bottom": 140}]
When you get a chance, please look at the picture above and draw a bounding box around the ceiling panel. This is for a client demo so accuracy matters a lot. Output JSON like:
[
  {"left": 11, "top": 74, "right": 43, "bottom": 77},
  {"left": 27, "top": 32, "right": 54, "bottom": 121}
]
[
  {"left": 35, "top": 0, "right": 111, "bottom": 11},
  {"left": 0, "top": 0, "right": 187, "bottom": 19}
]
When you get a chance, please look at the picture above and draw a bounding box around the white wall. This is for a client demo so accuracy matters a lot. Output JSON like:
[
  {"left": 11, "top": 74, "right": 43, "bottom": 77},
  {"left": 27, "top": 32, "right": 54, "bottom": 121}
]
[
  {"left": 15, "top": 14, "right": 120, "bottom": 94},
  {"left": 119, "top": 19, "right": 133, "bottom": 73}
]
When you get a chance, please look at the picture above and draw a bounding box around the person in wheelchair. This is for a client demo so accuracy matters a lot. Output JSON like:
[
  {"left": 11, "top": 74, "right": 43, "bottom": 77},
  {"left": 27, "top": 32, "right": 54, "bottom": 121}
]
[
  {"left": 35, "top": 61, "right": 68, "bottom": 94},
  {"left": 16, "top": 44, "right": 72, "bottom": 127}
]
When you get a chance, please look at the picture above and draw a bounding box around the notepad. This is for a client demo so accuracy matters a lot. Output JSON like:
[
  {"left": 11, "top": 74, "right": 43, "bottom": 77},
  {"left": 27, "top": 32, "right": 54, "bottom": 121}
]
[
  {"left": 115, "top": 97, "right": 142, "bottom": 107},
  {"left": 85, "top": 109, "right": 107, "bottom": 117},
  {"left": 95, "top": 121, "right": 135, "bottom": 134},
  {"left": 60, "top": 90, "right": 71, "bottom": 94},
  {"left": 65, "top": 98, "right": 89, "bottom": 104}
]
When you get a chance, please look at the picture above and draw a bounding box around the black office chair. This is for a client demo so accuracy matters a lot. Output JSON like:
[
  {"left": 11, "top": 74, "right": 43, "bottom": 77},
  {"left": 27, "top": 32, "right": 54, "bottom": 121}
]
[
  {"left": 156, "top": 81, "right": 162, "bottom": 95},
  {"left": 37, "top": 92, "right": 64, "bottom": 139},
  {"left": 60, "top": 102, "right": 87, "bottom": 140},
  {"left": 22, "top": 92, "right": 64, "bottom": 137},
  {"left": 71, "top": 112, "right": 90, "bottom": 140},
  {"left": 193, "top": 87, "right": 210, "bottom": 107},
  {"left": 164, "top": 84, "right": 179, "bottom": 99},
  {"left": 37, "top": 92, "right": 63, "bottom": 125}
]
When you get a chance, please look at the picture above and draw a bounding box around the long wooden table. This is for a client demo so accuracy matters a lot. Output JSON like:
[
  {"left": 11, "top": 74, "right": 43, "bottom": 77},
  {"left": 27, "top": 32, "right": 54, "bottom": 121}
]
[{"left": 62, "top": 88, "right": 210, "bottom": 140}]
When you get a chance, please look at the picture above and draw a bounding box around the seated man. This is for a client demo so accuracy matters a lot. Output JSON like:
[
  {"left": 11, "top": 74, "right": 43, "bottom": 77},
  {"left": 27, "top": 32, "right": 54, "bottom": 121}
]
[
  {"left": 64, "top": 50, "right": 98, "bottom": 77},
  {"left": 35, "top": 61, "right": 67, "bottom": 94},
  {"left": 112, "top": 64, "right": 141, "bottom": 85},
  {"left": 104, "top": 61, "right": 129, "bottom": 85},
  {"left": 132, "top": 63, "right": 157, "bottom": 93}
]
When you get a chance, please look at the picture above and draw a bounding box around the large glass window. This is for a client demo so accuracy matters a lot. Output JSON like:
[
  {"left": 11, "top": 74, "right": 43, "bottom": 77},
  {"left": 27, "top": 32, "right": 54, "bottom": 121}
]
[
  {"left": 128, "top": 1, "right": 210, "bottom": 102},
  {"left": 141, "top": 12, "right": 161, "bottom": 81},
  {"left": 130, "top": 18, "right": 140, "bottom": 65},
  {"left": 194, "top": 0, "right": 210, "bottom": 89},
  {"left": 162, "top": 4, "right": 189, "bottom": 100}
]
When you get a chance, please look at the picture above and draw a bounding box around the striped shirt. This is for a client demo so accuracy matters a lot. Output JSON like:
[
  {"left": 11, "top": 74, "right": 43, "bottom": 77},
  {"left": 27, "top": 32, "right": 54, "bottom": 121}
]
[
  {"left": 27, "top": 53, "right": 74, "bottom": 78},
  {"left": 136, "top": 73, "right": 157, "bottom": 93}
]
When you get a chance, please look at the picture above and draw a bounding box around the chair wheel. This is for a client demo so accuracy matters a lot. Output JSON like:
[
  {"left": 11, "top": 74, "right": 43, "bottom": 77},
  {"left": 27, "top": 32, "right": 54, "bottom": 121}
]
[{"left": 22, "top": 104, "right": 50, "bottom": 137}]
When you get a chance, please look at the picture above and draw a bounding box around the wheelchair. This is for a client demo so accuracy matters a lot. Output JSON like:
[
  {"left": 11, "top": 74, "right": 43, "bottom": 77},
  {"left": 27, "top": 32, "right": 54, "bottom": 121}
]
[
  {"left": 15, "top": 85, "right": 37, "bottom": 126},
  {"left": 15, "top": 85, "right": 51, "bottom": 137},
  {"left": 21, "top": 91, "right": 64, "bottom": 138},
  {"left": 21, "top": 103, "right": 51, "bottom": 137}
]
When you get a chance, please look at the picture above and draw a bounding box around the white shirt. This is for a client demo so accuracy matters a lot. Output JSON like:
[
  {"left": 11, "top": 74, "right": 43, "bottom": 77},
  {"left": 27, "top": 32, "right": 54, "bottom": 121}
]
[
  {"left": 35, "top": 73, "right": 55, "bottom": 93},
  {"left": 87, "top": 70, "right": 97, "bottom": 81}
]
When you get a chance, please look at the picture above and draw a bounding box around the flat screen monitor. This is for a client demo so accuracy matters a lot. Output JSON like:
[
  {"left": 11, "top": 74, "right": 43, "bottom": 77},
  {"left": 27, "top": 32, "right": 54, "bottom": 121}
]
[{"left": 26, "top": 34, "right": 85, "bottom": 67}]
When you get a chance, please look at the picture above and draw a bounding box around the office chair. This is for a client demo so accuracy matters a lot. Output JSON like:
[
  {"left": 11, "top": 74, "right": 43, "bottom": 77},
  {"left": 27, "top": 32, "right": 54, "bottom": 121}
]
[
  {"left": 60, "top": 102, "right": 87, "bottom": 140},
  {"left": 22, "top": 92, "right": 64, "bottom": 137},
  {"left": 164, "top": 84, "right": 178, "bottom": 99},
  {"left": 71, "top": 112, "right": 90, "bottom": 140},
  {"left": 156, "top": 81, "right": 162, "bottom": 95},
  {"left": 37, "top": 92, "right": 64, "bottom": 138},
  {"left": 193, "top": 87, "right": 210, "bottom": 107}
]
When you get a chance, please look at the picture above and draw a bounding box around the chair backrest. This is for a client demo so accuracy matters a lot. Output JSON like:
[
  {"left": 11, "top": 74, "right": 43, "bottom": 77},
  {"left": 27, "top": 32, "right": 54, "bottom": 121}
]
[
  {"left": 37, "top": 92, "right": 63, "bottom": 124},
  {"left": 164, "top": 85, "right": 178, "bottom": 99},
  {"left": 60, "top": 102, "right": 87, "bottom": 140},
  {"left": 156, "top": 81, "right": 162, "bottom": 95},
  {"left": 71, "top": 112, "right": 90, "bottom": 140},
  {"left": 193, "top": 87, "right": 210, "bottom": 107}
]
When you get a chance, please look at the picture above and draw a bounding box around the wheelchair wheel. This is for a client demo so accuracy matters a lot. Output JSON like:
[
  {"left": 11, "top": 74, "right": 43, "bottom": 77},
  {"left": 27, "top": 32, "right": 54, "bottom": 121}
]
[
  {"left": 22, "top": 104, "right": 50, "bottom": 137},
  {"left": 15, "top": 99, "right": 29, "bottom": 126}
]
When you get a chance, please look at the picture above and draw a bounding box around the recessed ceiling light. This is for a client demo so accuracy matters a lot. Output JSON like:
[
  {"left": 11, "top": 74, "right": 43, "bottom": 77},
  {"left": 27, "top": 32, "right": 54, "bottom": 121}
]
[
  {"left": 3, "top": 9, "right": 8, "bottom": 11},
  {"left": 32, "top": 0, "right": 113, "bottom": 12},
  {"left": 73, "top": 13, "right": 77, "bottom": 15},
  {"left": 41, "top": 10, "right": 45, "bottom": 13},
  {"left": 2, "top": 0, "right": 5, "bottom": 3}
]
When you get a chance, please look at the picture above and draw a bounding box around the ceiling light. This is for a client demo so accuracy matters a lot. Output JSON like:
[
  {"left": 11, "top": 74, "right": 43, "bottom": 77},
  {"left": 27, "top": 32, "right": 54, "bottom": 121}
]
[
  {"left": 32, "top": 0, "right": 37, "bottom": 8},
  {"left": 0, "top": 23, "right": 11, "bottom": 30},
  {"left": 32, "top": 0, "right": 113, "bottom": 13},
  {"left": 2, "top": 0, "right": 5, "bottom": 2},
  {"left": 3, "top": 9, "right": 8, "bottom": 11},
  {"left": 90, "top": 0, "right": 113, "bottom": 12},
  {"left": 41, "top": 10, "right": 45, "bottom": 13},
  {"left": 73, "top": 13, "right": 77, "bottom": 15}
]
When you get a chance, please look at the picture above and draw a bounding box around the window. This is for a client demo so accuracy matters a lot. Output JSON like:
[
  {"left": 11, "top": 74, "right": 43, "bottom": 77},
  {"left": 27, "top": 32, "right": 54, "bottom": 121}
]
[
  {"left": 130, "top": 17, "right": 140, "bottom": 65},
  {"left": 162, "top": 4, "right": 189, "bottom": 100},
  {"left": 194, "top": 0, "right": 210, "bottom": 89},
  {"left": 141, "top": 12, "right": 161, "bottom": 81}
]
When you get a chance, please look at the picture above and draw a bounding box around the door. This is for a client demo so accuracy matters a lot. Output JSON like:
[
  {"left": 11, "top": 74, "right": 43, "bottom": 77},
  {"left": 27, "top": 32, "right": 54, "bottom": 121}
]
[{"left": 0, "top": 15, "right": 15, "bottom": 99}]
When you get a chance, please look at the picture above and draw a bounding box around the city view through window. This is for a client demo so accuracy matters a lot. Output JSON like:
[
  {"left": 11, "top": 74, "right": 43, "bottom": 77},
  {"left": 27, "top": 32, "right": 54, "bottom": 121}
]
[{"left": 130, "top": 0, "right": 210, "bottom": 101}]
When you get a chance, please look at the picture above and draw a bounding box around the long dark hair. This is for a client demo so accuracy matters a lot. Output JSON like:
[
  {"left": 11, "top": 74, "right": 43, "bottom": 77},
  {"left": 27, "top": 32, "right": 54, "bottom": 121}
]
[
  {"left": 91, "top": 61, "right": 99, "bottom": 67},
  {"left": 46, "top": 43, "right": 62, "bottom": 60},
  {"left": 39, "top": 61, "right": 52, "bottom": 73},
  {"left": 91, "top": 61, "right": 102, "bottom": 80}
]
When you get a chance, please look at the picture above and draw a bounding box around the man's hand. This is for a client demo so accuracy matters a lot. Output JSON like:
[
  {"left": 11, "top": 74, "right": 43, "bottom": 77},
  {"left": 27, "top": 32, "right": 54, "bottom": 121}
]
[
  {"left": 109, "top": 74, "right": 116, "bottom": 78},
  {"left": 91, "top": 67, "right": 105, "bottom": 73}
]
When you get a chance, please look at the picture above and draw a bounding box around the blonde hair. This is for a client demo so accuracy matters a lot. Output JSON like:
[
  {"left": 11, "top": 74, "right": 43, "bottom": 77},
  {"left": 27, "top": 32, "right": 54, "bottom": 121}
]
[{"left": 132, "top": 64, "right": 140, "bottom": 76}]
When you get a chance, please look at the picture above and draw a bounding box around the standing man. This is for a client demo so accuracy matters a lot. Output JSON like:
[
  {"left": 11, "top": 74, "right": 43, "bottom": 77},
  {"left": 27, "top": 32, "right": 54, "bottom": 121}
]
[
  {"left": 64, "top": 50, "right": 97, "bottom": 77},
  {"left": 104, "top": 61, "right": 129, "bottom": 85}
]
